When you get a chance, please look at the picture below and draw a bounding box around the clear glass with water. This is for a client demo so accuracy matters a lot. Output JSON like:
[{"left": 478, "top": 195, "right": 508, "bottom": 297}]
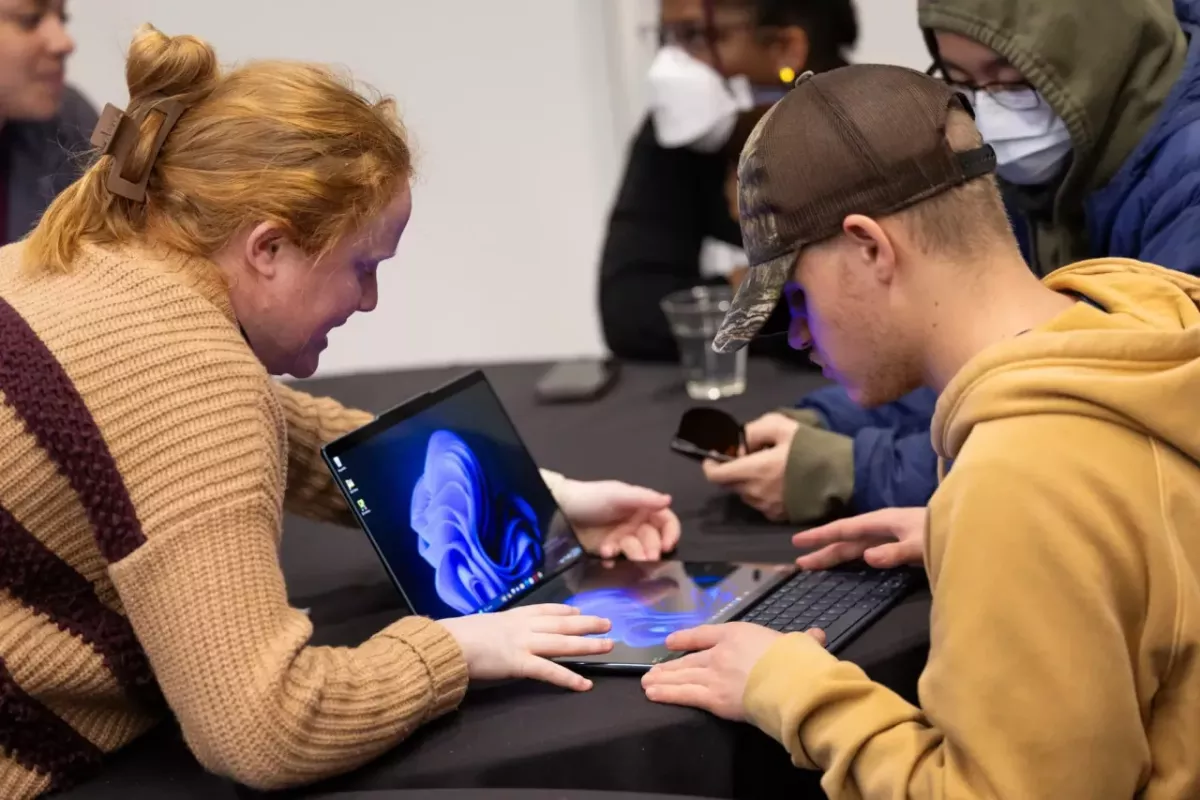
[{"left": 660, "top": 286, "right": 748, "bottom": 401}]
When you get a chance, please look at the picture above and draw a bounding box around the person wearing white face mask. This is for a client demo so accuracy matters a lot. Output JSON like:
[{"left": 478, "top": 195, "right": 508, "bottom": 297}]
[
  {"left": 598, "top": 0, "right": 858, "bottom": 362},
  {"left": 644, "top": 42, "right": 756, "bottom": 155},
  {"left": 698, "top": 0, "right": 1200, "bottom": 537},
  {"left": 922, "top": 0, "right": 1200, "bottom": 277},
  {"left": 969, "top": 88, "right": 1071, "bottom": 187}
]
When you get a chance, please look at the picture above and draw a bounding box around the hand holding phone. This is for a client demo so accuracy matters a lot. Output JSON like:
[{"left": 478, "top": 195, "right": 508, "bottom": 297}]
[{"left": 697, "top": 413, "right": 801, "bottom": 523}]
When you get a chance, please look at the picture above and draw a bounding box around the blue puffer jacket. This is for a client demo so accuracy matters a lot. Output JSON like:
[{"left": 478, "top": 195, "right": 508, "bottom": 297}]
[{"left": 797, "top": 0, "right": 1200, "bottom": 514}]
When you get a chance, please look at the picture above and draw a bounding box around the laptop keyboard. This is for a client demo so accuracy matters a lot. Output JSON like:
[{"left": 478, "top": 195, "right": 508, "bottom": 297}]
[{"left": 739, "top": 567, "right": 914, "bottom": 648}]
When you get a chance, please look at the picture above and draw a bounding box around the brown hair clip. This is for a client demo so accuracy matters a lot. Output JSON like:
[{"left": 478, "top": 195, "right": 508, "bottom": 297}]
[{"left": 90, "top": 96, "right": 187, "bottom": 203}]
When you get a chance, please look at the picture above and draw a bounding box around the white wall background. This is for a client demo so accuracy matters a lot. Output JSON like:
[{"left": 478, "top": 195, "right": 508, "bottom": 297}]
[{"left": 67, "top": 1, "right": 928, "bottom": 377}]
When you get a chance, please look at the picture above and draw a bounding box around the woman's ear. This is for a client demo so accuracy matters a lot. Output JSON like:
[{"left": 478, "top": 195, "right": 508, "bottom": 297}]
[
  {"left": 243, "top": 223, "right": 287, "bottom": 279},
  {"left": 773, "top": 25, "right": 810, "bottom": 82}
]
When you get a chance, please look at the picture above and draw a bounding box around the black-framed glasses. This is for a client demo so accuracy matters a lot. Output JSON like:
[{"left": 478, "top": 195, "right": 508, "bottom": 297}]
[
  {"left": 671, "top": 407, "right": 746, "bottom": 463},
  {"left": 926, "top": 62, "right": 1043, "bottom": 111},
  {"left": 641, "top": 19, "right": 755, "bottom": 53}
]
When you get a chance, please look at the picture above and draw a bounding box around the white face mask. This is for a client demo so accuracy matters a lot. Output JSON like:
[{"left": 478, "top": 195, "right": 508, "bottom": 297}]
[
  {"left": 971, "top": 89, "right": 1073, "bottom": 186},
  {"left": 647, "top": 45, "right": 754, "bottom": 153}
]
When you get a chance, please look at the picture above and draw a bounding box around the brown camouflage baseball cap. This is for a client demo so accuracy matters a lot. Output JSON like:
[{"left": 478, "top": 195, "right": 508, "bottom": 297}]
[{"left": 712, "top": 64, "right": 997, "bottom": 353}]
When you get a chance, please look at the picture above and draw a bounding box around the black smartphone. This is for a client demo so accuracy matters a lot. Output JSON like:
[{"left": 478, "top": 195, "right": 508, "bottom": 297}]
[
  {"left": 669, "top": 407, "right": 745, "bottom": 463},
  {"left": 669, "top": 438, "right": 736, "bottom": 463},
  {"left": 534, "top": 359, "right": 620, "bottom": 404}
]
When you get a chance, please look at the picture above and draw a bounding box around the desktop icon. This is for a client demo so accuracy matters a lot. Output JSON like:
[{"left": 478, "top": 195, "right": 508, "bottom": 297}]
[
  {"left": 345, "top": 479, "right": 357, "bottom": 492},
  {"left": 333, "top": 456, "right": 343, "bottom": 470},
  {"left": 356, "top": 498, "right": 370, "bottom": 515}
]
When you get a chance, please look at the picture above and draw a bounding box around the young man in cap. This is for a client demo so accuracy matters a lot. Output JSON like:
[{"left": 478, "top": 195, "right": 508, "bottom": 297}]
[
  {"left": 704, "top": 0, "right": 1200, "bottom": 528},
  {"left": 642, "top": 63, "right": 1200, "bottom": 797}
]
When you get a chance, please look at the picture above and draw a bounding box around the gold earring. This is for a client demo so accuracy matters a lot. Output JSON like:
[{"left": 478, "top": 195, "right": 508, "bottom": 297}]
[{"left": 779, "top": 66, "right": 796, "bottom": 84}]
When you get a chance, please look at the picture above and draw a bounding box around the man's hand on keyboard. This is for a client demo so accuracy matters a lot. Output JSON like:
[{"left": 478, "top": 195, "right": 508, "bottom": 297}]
[
  {"left": 792, "top": 507, "right": 927, "bottom": 571},
  {"left": 641, "top": 622, "right": 826, "bottom": 721}
]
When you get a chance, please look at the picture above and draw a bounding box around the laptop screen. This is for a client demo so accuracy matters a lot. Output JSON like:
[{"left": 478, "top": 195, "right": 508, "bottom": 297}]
[{"left": 323, "top": 372, "right": 585, "bottom": 619}]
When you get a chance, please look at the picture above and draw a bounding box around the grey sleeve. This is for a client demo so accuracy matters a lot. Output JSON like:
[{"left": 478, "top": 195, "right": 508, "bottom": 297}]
[{"left": 57, "top": 85, "right": 100, "bottom": 158}]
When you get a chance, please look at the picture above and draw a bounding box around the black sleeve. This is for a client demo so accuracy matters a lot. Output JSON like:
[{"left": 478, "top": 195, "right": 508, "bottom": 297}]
[{"left": 598, "top": 117, "right": 730, "bottom": 362}]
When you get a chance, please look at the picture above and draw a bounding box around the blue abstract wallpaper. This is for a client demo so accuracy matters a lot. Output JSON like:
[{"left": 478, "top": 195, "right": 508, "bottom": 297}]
[
  {"left": 411, "top": 430, "right": 543, "bottom": 614},
  {"left": 333, "top": 381, "right": 568, "bottom": 619},
  {"left": 564, "top": 582, "right": 735, "bottom": 648}
]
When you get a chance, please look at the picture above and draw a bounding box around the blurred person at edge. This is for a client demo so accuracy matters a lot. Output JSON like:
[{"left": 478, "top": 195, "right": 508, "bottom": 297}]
[
  {"left": 597, "top": 0, "right": 857, "bottom": 364},
  {"left": 0, "top": 0, "right": 97, "bottom": 245},
  {"left": 704, "top": 0, "right": 1200, "bottom": 528},
  {"left": 0, "top": 24, "right": 682, "bottom": 798}
]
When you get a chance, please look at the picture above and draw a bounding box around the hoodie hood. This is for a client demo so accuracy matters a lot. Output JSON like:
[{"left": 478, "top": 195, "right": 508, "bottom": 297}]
[
  {"left": 919, "top": 0, "right": 1190, "bottom": 269},
  {"left": 932, "top": 259, "right": 1200, "bottom": 465}
]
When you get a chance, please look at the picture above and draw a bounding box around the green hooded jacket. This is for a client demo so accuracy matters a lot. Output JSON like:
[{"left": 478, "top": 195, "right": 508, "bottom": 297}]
[{"left": 918, "top": 0, "right": 1187, "bottom": 274}]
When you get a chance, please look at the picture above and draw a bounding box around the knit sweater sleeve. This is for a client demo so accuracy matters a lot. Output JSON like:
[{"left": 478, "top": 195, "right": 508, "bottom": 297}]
[
  {"left": 273, "top": 383, "right": 374, "bottom": 525},
  {"left": 107, "top": 360, "right": 467, "bottom": 790}
]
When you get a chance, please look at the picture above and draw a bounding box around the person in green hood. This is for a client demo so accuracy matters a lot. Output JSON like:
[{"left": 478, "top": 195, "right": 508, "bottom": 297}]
[
  {"left": 921, "top": 0, "right": 1195, "bottom": 274},
  {"left": 704, "top": 0, "right": 1200, "bottom": 530}
]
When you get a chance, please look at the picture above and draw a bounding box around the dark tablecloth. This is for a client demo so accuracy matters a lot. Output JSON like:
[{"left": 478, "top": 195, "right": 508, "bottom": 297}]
[
  {"left": 279, "top": 792, "right": 729, "bottom": 800},
  {"left": 64, "top": 359, "right": 931, "bottom": 800}
]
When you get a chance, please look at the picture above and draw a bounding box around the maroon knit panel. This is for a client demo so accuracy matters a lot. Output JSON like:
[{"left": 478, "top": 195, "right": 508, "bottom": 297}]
[{"left": 0, "top": 655, "right": 106, "bottom": 792}]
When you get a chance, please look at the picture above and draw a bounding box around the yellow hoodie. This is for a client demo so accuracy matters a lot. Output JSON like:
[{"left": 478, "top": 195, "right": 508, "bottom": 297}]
[{"left": 743, "top": 259, "right": 1200, "bottom": 799}]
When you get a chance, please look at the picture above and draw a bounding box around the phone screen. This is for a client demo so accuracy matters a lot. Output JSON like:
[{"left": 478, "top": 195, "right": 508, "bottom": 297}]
[
  {"left": 670, "top": 439, "right": 735, "bottom": 463},
  {"left": 540, "top": 361, "right": 608, "bottom": 388}
]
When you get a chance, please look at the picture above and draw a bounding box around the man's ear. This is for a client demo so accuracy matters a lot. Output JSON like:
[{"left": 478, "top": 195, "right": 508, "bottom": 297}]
[
  {"left": 842, "top": 214, "right": 897, "bottom": 285},
  {"left": 243, "top": 222, "right": 287, "bottom": 279}
]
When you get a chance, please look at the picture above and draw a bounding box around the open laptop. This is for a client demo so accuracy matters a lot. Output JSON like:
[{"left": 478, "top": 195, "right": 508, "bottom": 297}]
[{"left": 321, "top": 370, "right": 916, "bottom": 672}]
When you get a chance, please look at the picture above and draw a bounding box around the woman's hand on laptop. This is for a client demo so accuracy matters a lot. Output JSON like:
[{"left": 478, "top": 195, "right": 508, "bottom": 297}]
[
  {"left": 438, "top": 604, "right": 613, "bottom": 691},
  {"left": 792, "top": 507, "right": 927, "bottom": 570},
  {"left": 556, "top": 478, "right": 681, "bottom": 561}
]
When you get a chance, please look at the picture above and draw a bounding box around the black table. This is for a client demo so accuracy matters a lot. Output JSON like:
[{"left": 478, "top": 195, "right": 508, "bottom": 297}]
[
  {"left": 65, "top": 360, "right": 931, "bottom": 800},
  {"left": 281, "top": 792, "right": 728, "bottom": 800}
]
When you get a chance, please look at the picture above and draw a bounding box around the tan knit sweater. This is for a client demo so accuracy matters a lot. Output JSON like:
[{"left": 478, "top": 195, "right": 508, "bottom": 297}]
[{"left": 0, "top": 242, "right": 476, "bottom": 796}]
